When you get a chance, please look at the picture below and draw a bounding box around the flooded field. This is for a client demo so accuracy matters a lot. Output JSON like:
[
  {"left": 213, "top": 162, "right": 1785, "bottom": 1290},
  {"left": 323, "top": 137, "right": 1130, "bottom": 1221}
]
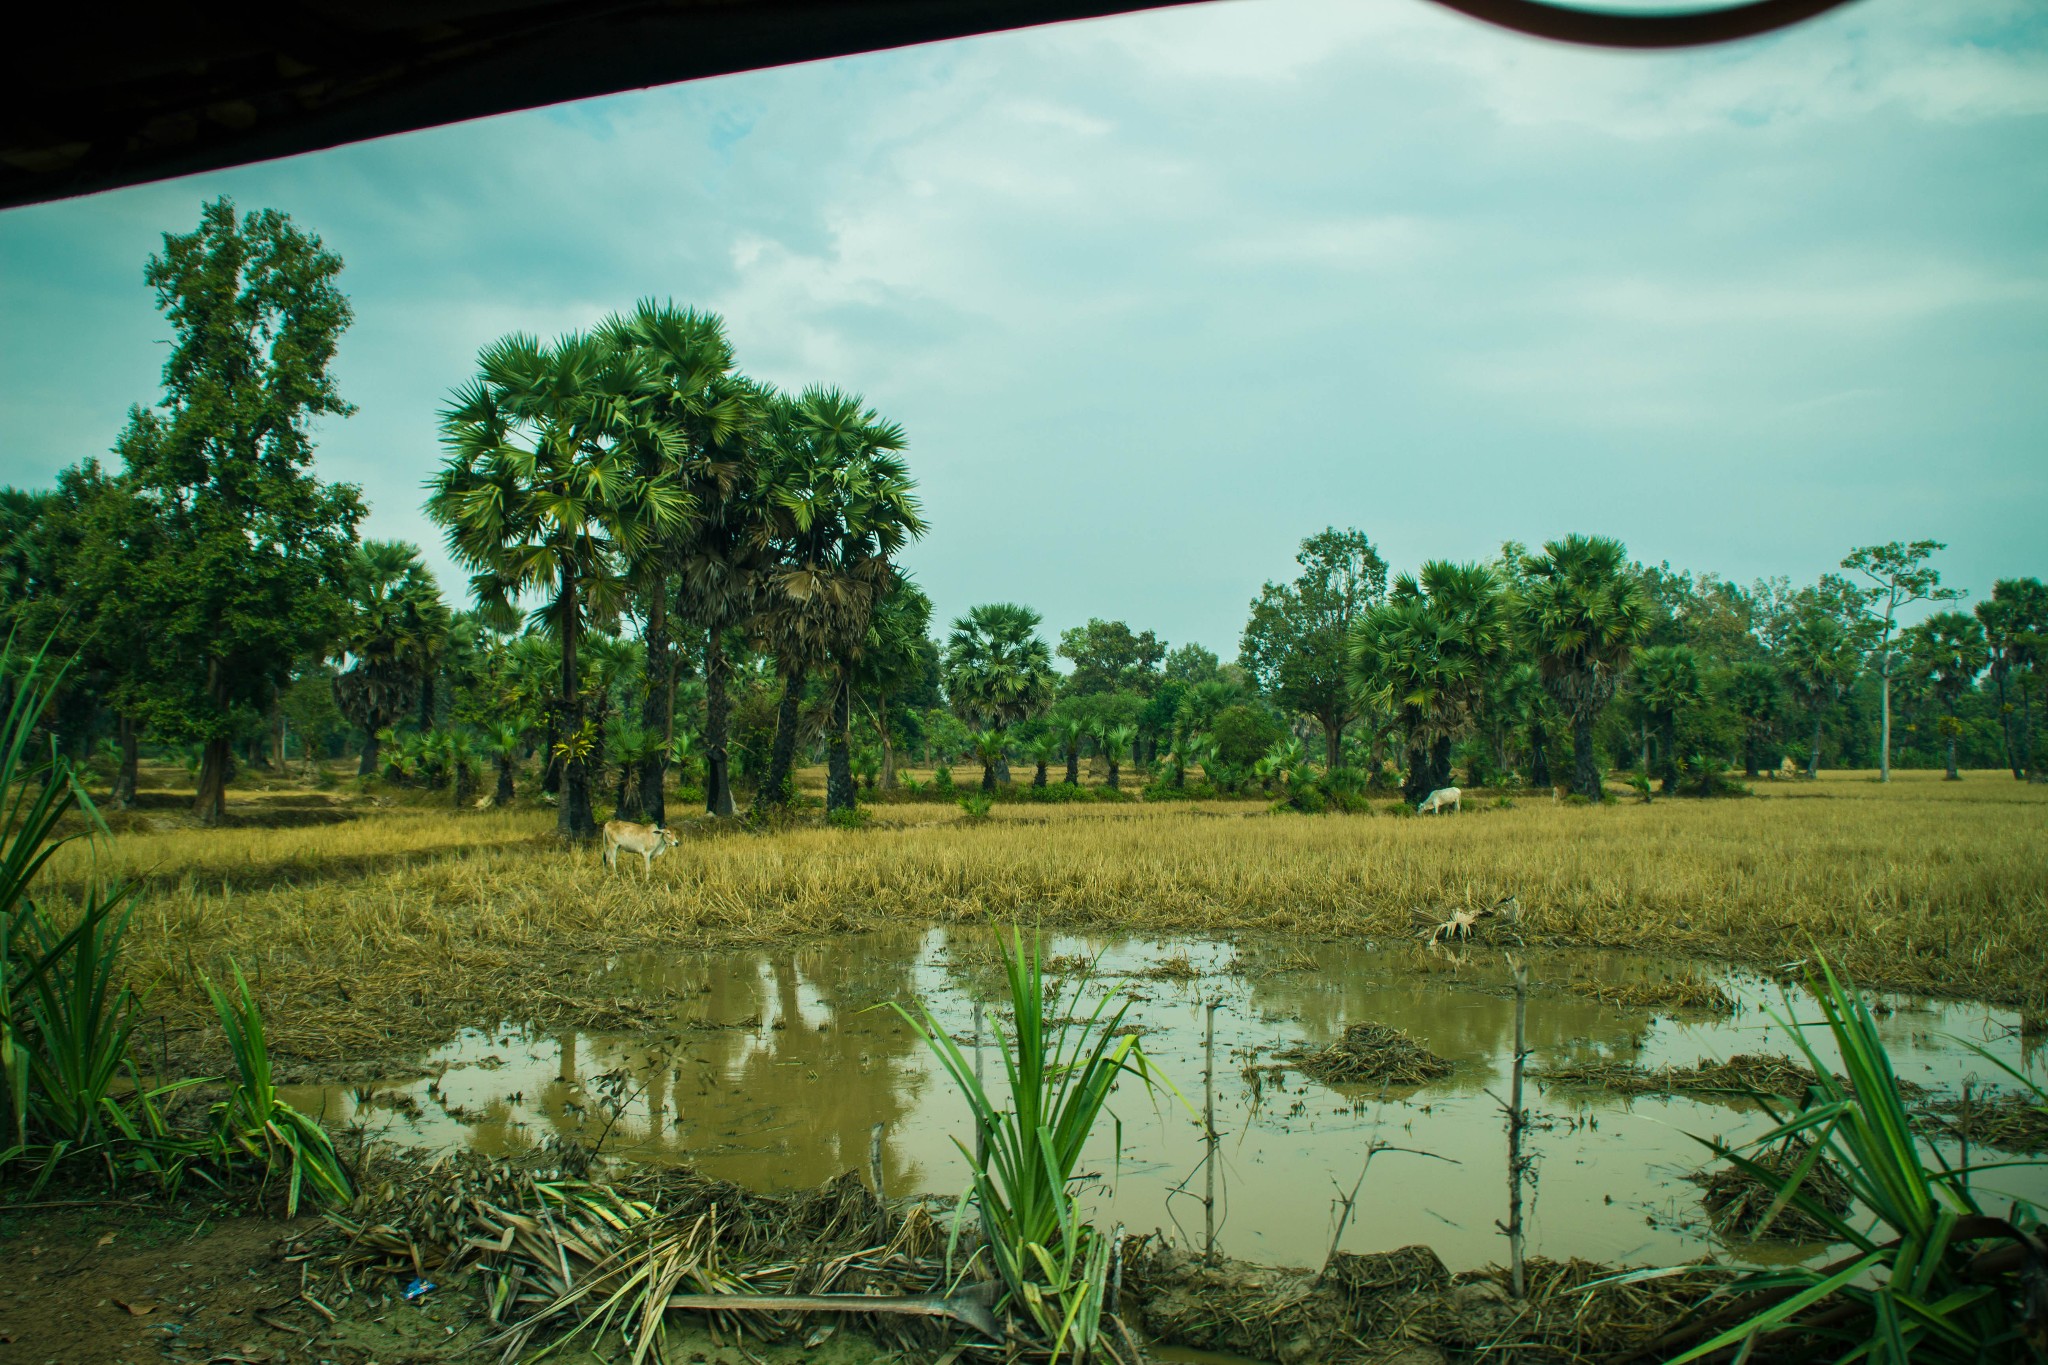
[{"left": 285, "top": 929, "right": 2046, "bottom": 1273}]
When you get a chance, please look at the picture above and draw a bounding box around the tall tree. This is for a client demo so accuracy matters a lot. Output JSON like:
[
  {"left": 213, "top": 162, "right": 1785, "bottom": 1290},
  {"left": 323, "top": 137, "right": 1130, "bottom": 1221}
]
[
  {"left": 750, "top": 387, "right": 922, "bottom": 814},
  {"left": 1515, "top": 535, "right": 1652, "bottom": 799},
  {"left": 1722, "top": 660, "right": 1781, "bottom": 779},
  {"left": 1057, "top": 619, "right": 1165, "bottom": 696},
  {"left": 430, "top": 330, "right": 692, "bottom": 839},
  {"left": 109, "top": 199, "right": 365, "bottom": 823},
  {"left": 600, "top": 301, "right": 750, "bottom": 825},
  {"left": 944, "top": 604, "right": 1058, "bottom": 777},
  {"left": 332, "top": 541, "right": 449, "bottom": 776},
  {"left": 1782, "top": 610, "right": 1858, "bottom": 777},
  {"left": 1241, "top": 528, "right": 1388, "bottom": 769},
  {"left": 849, "top": 578, "right": 935, "bottom": 790},
  {"left": 1349, "top": 561, "right": 1509, "bottom": 801},
  {"left": 1630, "top": 643, "right": 1704, "bottom": 790},
  {"left": 1907, "top": 611, "right": 1988, "bottom": 781},
  {"left": 1975, "top": 578, "right": 2046, "bottom": 781},
  {"left": 1841, "top": 540, "right": 1964, "bottom": 783}
]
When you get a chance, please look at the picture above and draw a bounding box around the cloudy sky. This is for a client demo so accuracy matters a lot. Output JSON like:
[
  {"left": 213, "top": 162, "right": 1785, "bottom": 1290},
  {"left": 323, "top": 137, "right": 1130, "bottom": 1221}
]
[{"left": 2, "top": 0, "right": 2043, "bottom": 657}]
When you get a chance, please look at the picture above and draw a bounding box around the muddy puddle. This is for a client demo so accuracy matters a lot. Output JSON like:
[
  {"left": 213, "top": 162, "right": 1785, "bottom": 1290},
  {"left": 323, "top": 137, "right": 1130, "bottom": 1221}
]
[{"left": 285, "top": 929, "right": 2045, "bottom": 1273}]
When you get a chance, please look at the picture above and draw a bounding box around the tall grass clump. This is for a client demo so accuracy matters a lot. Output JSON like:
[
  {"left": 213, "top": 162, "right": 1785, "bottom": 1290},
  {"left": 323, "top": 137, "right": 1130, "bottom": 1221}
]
[
  {"left": 895, "top": 931, "right": 1172, "bottom": 1359},
  {"left": 1651, "top": 958, "right": 2046, "bottom": 1364},
  {"left": 2, "top": 637, "right": 350, "bottom": 1208}
]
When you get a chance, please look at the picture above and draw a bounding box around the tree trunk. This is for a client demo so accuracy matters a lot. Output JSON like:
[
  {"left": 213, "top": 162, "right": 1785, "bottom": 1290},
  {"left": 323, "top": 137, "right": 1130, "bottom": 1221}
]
[
  {"left": 495, "top": 758, "right": 516, "bottom": 806},
  {"left": 1879, "top": 667, "right": 1893, "bottom": 783},
  {"left": 419, "top": 671, "right": 437, "bottom": 733},
  {"left": 1809, "top": 712, "right": 1824, "bottom": 778},
  {"left": 754, "top": 672, "right": 801, "bottom": 813},
  {"left": 558, "top": 602, "right": 595, "bottom": 841},
  {"left": 194, "top": 737, "right": 231, "bottom": 825},
  {"left": 615, "top": 762, "right": 643, "bottom": 821},
  {"left": 704, "top": 629, "right": 736, "bottom": 816},
  {"left": 1106, "top": 758, "right": 1121, "bottom": 790},
  {"left": 358, "top": 731, "right": 380, "bottom": 778},
  {"left": 112, "top": 716, "right": 140, "bottom": 809},
  {"left": 1657, "top": 715, "right": 1679, "bottom": 792},
  {"left": 541, "top": 716, "right": 562, "bottom": 794},
  {"left": 1402, "top": 740, "right": 1429, "bottom": 805},
  {"left": 1065, "top": 750, "right": 1080, "bottom": 786},
  {"left": 639, "top": 592, "right": 671, "bottom": 827},
  {"left": 826, "top": 674, "right": 856, "bottom": 813},
  {"left": 878, "top": 707, "right": 898, "bottom": 790},
  {"left": 2016, "top": 692, "right": 2035, "bottom": 781},
  {"left": 1324, "top": 716, "right": 1343, "bottom": 771},
  {"left": 454, "top": 766, "right": 475, "bottom": 808},
  {"left": 1034, "top": 761, "right": 1048, "bottom": 787},
  {"left": 995, "top": 756, "right": 1012, "bottom": 785},
  {"left": 981, "top": 761, "right": 997, "bottom": 792},
  {"left": 1430, "top": 735, "right": 1453, "bottom": 795},
  {"left": 1946, "top": 731, "right": 1960, "bottom": 781},
  {"left": 1529, "top": 720, "right": 1551, "bottom": 790},
  {"left": 1571, "top": 713, "right": 1602, "bottom": 799}
]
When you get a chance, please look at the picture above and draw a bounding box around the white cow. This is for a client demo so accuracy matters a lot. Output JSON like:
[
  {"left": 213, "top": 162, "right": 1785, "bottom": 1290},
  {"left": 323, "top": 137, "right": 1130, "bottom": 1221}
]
[
  {"left": 602, "top": 819, "right": 679, "bottom": 875},
  {"left": 1418, "top": 786, "right": 1461, "bottom": 815}
]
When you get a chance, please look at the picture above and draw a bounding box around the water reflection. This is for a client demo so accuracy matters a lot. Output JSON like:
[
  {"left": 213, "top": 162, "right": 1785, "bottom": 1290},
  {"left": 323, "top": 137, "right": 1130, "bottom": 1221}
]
[{"left": 284, "top": 929, "right": 2046, "bottom": 1272}]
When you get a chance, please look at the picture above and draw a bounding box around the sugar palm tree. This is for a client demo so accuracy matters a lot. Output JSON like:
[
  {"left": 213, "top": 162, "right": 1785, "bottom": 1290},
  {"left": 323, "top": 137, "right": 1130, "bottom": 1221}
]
[
  {"left": 750, "top": 387, "right": 923, "bottom": 814},
  {"left": 599, "top": 301, "right": 750, "bottom": 824},
  {"left": 945, "top": 604, "right": 1056, "bottom": 787},
  {"left": 1975, "top": 579, "right": 2047, "bottom": 780},
  {"left": 332, "top": 541, "right": 449, "bottom": 776},
  {"left": 1783, "top": 612, "right": 1858, "bottom": 778},
  {"left": 1631, "top": 643, "right": 1704, "bottom": 791},
  {"left": 1098, "top": 722, "right": 1137, "bottom": 790},
  {"left": 1053, "top": 714, "right": 1087, "bottom": 787},
  {"left": 1514, "top": 535, "right": 1651, "bottom": 799},
  {"left": 973, "top": 728, "right": 1010, "bottom": 792},
  {"left": 1350, "top": 561, "right": 1508, "bottom": 802},
  {"left": 1908, "top": 611, "right": 1987, "bottom": 780},
  {"left": 430, "top": 331, "right": 693, "bottom": 839},
  {"left": 1028, "top": 732, "right": 1060, "bottom": 788},
  {"left": 1723, "top": 660, "right": 1781, "bottom": 778},
  {"left": 850, "top": 577, "right": 934, "bottom": 791},
  {"left": 481, "top": 719, "right": 523, "bottom": 806}
]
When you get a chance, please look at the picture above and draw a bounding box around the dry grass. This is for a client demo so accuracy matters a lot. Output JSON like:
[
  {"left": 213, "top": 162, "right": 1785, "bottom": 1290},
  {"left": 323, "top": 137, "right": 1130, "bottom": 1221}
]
[
  {"left": 1281, "top": 1022, "right": 1455, "bottom": 1086},
  {"left": 38, "top": 766, "right": 2048, "bottom": 1075},
  {"left": 1566, "top": 974, "right": 1737, "bottom": 1015},
  {"left": 1534, "top": 1052, "right": 1824, "bottom": 1099}
]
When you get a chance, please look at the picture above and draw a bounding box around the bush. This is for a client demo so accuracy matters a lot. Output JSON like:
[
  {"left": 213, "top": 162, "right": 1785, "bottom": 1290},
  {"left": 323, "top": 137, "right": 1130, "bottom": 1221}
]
[
  {"left": 933, "top": 763, "right": 955, "bottom": 792},
  {"left": 958, "top": 792, "right": 994, "bottom": 823},
  {"left": 825, "top": 806, "right": 871, "bottom": 830},
  {"left": 1012, "top": 782, "right": 1093, "bottom": 804}
]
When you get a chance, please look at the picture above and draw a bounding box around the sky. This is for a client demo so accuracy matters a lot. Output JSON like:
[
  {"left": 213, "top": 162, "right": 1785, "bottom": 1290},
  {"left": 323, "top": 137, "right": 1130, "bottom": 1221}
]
[{"left": 2, "top": 0, "right": 2044, "bottom": 659}]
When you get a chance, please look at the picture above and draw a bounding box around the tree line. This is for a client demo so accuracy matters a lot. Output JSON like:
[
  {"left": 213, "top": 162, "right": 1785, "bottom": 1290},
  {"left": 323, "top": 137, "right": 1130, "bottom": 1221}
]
[{"left": 3, "top": 200, "right": 2041, "bottom": 831}]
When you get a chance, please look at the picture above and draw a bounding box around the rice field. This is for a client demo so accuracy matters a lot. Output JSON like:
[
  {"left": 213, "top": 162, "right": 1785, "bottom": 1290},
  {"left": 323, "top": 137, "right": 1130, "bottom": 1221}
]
[{"left": 46, "top": 765, "right": 2048, "bottom": 1075}]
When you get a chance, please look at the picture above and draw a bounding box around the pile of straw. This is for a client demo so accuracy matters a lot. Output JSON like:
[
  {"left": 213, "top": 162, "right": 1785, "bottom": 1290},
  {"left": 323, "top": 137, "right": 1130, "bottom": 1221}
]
[
  {"left": 1690, "top": 1139, "right": 1854, "bottom": 1240},
  {"left": 1282, "top": 1022, "right": 1454, "bottom": 1087},
  {"left": 1535, "top": 1052, "right": 1819, "bottom": 1100}
]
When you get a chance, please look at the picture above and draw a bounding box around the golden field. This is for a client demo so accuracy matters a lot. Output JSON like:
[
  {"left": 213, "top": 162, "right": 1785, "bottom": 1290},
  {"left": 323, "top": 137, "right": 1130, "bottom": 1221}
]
[{"left": 43, "top": 765, "right": 2048, "bottom": 1074}]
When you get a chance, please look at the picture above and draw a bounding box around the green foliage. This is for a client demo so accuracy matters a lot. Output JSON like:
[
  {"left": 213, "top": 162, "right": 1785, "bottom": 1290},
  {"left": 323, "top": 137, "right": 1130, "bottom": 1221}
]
[
  {"left": 1518, "top": 534, "right": 1654, "bottom": 797},
  {"left": 202, "top": 962, "right": 353, "bottom": 1216},
  {"left": 957, "top": 792, "right": 994, "bottom": 823},
  {"left": 824, "top": 806, "right": 872, "bottom": 830},
  {"left": 892, "top": 932, "right": 1172, "bottom": 1356},
  {"left": 1241, "top": 528, "right": 1387, "bottom": 761},
  {"left": 1056, "top": 619, "right": 1165, "bottom": 696},
  {"left": 946, "top": 604, "right": 1058, "bottom": 729},
  {"left": 1656, "top": 959, "right": 2043, "bottom": 1365}
]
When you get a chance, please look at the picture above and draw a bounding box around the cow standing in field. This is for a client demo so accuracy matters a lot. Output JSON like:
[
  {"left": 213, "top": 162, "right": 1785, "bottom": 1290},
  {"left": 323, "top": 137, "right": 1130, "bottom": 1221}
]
[
  {"left": 603, "top": 820, "right": 679, "bottom": 876},
  {"left": 1418, "top": 786, "right": 1461, "bottom": 814}
]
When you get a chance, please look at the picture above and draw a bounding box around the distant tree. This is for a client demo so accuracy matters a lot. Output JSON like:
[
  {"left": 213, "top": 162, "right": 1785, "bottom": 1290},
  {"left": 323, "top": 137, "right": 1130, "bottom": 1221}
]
[
  {"left": 1208, "top": 703, "right": 1284, "bottom": 786},
  {"left": 1516, "top": 535, "right": 1652, "bottom": 799},
  {"left": 108, "top": 198, "right": 365, "bottom": 823},
  {"left": 1630, "top": 644, "right": 1704, "bottom": 791},
  {"left": 482, "top": 720, "right": 523, "bottom": 806},
  {"left": 972, "top": 728, "right": 1010, "bottom": 792},
  {"left": 1161, "top": 642, "right": 1223, "bottom": 685},
  {"left": 1097, "top": 722, "right": 1137, "bottom": 790},
  {"left": 850, "top": 578, "right": 935, "bottom": 790},
  {"left": 1057, "top": 619, "right": 1165, "bottom": 696},
  {"left": 332, "top": 541, "right": 449, "bottom": 776},
  {"left": 1975, "top": 579, "right": 2047, "bottom": 781},
  {"left": 1240, "top": 528, "right": 1388, "bottom": 768},
  {"left": 1027, "top": 731, "right": 1060, "bottom": 788},
  {"left": 1350, "top": 561, "right": 1510, "bottom": 802},
  {"left": 1841, "top": 541, "right": 1965, "bottom": 783},
  {"left": 945, "top": 604, "right": 1057, "bottom": 783},
  {"left": 1907, "top": 611, "right": 1988, "bottom": 781},
  {"left": 1051, "top": 712, "right": 1088, "bottom": 786},
  {"left": 1722, "top": 660, "right": 1782, "bottom": 778},
  {"left": 1782, "top": 610, "right": 1859, "bottom": 777}
]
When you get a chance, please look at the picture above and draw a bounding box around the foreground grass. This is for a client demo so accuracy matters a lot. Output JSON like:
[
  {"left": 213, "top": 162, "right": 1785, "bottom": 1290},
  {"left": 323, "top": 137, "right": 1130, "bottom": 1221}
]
[{"left": 43, "top": 767, "right": 2048, "bottom": 1073}]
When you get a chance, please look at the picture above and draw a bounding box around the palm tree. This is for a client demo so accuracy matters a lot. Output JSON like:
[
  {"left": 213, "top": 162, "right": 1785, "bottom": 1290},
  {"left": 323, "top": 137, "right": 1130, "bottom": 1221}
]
[
  {"left": 850, "top": 577, "right": 934, "bottom": 791},
  {"left": 1974, "top": 579, "right": 2046, "bottom": 781},
  {"left": 607, "top": 719, "right": 666, "bottom": 819},
  {"left": 1349, "top": 561, "right": 1509, "bottom": 803},
  {"left": 1909, "top": 611, "right": 1988, "bottom": 781},
  {"left": 750, "top": 388, "right": 923, "bottom": 814},
  {"left": 972, "top": 728, "right": 1010, "bottom": 792},
  {"left": 1052, "top": 714, "right": 1088, "bottom": 787},
  {"left": 1098, "top": 722, "right": 1137, "bottom": 790},
  {"left": 481, "top": 719, "right": 523, "bottom": 806},
  {"left": 1631, "top": 643, "right": 1704, "bottom": 791},
  {"left": 600, "top": 301, "right": 750, "bottom": 825},
  {"left": 1783, "top": 613, "right": 1858, "bottom": 778},
  {"left": 332, "top": 541, "right": 449, "bottom": 776},
  {"left": 944, "top": 604, "right": 1057, "bottom": 785},
  {"left": 1514, "top": 536, "right": 1651, "bottom": 799},
  {"left": 1027, "top": 732, "right": 1060, "bottom": 788},
  {"left": 441, "top": 730, "right": 479, "bottom": 807},
  {"left": 429, "top": 330, "right": 693, "bottom": 839}
]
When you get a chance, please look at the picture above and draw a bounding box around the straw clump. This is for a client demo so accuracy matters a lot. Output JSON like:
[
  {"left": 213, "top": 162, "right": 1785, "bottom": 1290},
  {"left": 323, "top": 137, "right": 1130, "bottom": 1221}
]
[
  {"left": 1690, "top": 1139, "right": 1855, "bottom": 1241},
  {"left": 1535, "top": 1052, "right": 1820, "bottom": 1099},
  {"left": 1283, "top": 1022, "right": 1454, "bottom": 1087},
  {"left": 1122, "top": 1239, "right": 1732, "bottom": 1365},
  {"left": 1927, "top": 1090, "right": 2048, "bottom": 1154},
  {"left": 1567, "top": 974, "right": 1736, "bottom": 1015}
]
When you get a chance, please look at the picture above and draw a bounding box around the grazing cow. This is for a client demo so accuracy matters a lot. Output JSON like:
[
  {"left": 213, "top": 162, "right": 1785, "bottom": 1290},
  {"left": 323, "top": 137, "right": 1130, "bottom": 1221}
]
[
  {"left": 603, "top": 819, "right": 679, "bottom": 875},
  {"left": 1417, "top": 786, "right": 1461, "bottom": 815}
]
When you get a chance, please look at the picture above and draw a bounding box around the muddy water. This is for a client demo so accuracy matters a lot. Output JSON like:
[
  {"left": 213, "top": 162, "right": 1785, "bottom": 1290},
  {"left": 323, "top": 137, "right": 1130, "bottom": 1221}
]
[{"left": 284, "top": 930, "right": 2045, "bottom": 1272}]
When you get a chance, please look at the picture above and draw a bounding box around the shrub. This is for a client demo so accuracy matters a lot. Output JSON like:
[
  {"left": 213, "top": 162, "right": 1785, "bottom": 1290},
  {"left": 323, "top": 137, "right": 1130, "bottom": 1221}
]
[
  {"left": 933, "top": 763, "right": 955, "bottom": 792},
  {"left": 958, "top": 793, "right": 994, "bottom": 824},
  {"left": 825, "top": 806, "right": 871, "bottom": 831}
]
